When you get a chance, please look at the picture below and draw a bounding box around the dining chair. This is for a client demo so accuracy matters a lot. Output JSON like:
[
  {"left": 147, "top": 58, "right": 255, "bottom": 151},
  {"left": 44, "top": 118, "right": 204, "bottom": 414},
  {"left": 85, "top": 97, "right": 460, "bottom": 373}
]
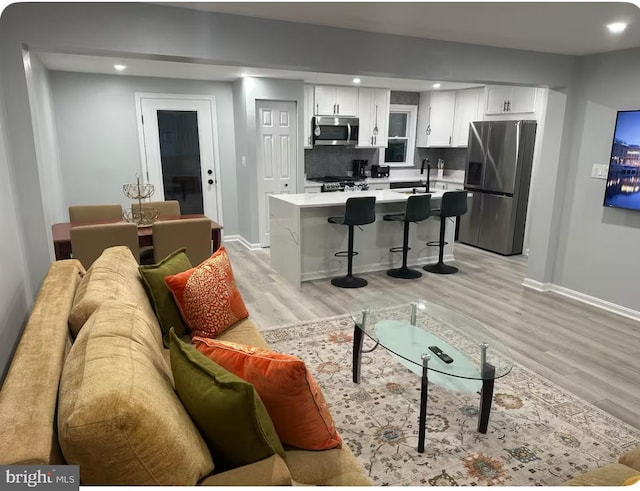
[
  {"left": 70, "top": 222, "right": 139, "bottom": 269},
  {"left": 131, "top": 200, "right": 181, "bottom": 218},
  {"left": 152, "top": 218, "right": 212, "bottom": 265},
  {"left": 133, "top": 201, "right": 182, "bottom": 264},
  {"left": 68, "top": 204, "right": 123, "bottom": 223}
]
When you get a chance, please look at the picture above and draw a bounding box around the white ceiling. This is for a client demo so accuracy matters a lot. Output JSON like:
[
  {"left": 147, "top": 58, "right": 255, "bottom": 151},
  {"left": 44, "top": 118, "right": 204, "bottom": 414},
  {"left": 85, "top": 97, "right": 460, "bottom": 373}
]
[
  {"left": 36, "top": 52, "right": 481, "bottom": 91},
  {"left": 161, "top": 2, "right": 640, "bottom": 56}
]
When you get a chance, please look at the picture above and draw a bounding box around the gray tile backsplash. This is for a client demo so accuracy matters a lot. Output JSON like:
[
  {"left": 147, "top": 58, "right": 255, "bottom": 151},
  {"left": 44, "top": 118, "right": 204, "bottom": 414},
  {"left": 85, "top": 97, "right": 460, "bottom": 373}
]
[
  {"left": 414, "top": 147, "right": 467, "bottom": 171},
  {"left": 304, "top": 147, "right": 379, "bottom": 178},
  {"left": 305, "top": 143, "right": 467, "bottom": 179}
]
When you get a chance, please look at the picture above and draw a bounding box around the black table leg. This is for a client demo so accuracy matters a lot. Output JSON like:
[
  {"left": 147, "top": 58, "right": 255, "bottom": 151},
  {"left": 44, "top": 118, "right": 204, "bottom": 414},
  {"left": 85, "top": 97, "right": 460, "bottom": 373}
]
[
  {"left": 418, "top": 354, "right": 430, "bottom": 453},
  {"left": 478, "top": 361, "right": 495, "bottom": 433},
  {"left": 352, "top": 323, "right": 364, "bottom": 384}
]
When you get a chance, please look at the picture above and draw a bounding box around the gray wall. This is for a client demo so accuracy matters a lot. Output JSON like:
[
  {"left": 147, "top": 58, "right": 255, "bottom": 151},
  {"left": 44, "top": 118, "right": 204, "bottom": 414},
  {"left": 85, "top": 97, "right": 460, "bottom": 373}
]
[
  {"left": 0, "top": 81, "right": 32, "bottom": 381},
  {"left": 49, "top": 71, "right": 239, "bottom": 235},
  {"left": 233, "top": 77, "right": 304, "bottom": 245},
  {"left": 551, "top": 48, "right": 640, "bottom": 310}
]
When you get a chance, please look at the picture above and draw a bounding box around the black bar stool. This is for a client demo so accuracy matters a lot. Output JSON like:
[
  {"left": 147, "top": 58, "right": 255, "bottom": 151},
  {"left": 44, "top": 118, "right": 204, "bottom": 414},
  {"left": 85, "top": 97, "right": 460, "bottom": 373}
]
[
  {"left": 383, "top": 194, "right": 431, "bottom": 279},
  {"left": 327, "top": 196, "right": 376, "bottom": 288},
  {"left": 423, "top": 191, "right": 468, "bottom": 275}
]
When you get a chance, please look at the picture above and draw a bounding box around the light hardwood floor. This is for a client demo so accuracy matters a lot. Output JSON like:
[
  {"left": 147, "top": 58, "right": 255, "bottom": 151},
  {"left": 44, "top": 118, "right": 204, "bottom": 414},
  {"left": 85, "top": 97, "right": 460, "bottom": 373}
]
[{"left": 226, "top": 241, "right": 640, "bottom": 430}]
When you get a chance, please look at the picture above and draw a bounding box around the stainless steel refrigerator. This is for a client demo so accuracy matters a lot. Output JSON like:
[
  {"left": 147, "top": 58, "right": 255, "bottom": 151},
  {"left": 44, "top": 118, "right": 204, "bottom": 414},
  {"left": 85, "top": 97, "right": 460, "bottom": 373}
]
[{"left": 458, "top": 120, "right": 537, "bottom": 255}]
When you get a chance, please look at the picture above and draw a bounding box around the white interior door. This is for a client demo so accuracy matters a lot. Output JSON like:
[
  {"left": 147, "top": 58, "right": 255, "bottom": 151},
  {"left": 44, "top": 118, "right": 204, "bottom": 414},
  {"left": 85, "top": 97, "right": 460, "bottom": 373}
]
[
  {"left": 136, "top": 95, "right": 222, "bottom": 224},
  {"left": 256, "top": 100, "right": 297, "bottom": 247}
]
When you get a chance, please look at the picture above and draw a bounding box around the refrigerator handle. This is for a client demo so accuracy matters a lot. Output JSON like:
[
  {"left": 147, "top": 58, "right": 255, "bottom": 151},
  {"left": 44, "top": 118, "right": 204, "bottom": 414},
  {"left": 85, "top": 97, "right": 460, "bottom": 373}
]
[{"left": 515, "top": 121, "right": 521, "bottom": 166}]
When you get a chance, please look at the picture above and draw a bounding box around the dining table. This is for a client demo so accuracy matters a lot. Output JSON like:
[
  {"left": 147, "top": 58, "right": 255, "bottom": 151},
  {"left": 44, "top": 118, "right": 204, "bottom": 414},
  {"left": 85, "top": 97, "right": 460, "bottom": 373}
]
[{"left": 51, "top": 214, "right": 223, "bottom": 261}]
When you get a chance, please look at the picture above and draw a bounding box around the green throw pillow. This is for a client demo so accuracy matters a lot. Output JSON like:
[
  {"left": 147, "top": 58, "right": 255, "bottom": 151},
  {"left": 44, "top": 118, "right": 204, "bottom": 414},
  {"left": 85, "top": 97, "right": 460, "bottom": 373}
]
[
  {"left": 169, "top": 330, "right": 286, "bottom": 471},
  {"left": 139, "top": 248, "right": 192, "bottom": 346}
]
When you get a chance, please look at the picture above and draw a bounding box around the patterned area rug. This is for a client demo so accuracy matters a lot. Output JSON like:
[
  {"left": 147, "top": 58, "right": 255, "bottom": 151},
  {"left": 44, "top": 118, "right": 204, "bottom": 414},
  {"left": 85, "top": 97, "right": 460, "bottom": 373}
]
[{"left": 263, "top": 315, "right": 640, "bottom": 486}]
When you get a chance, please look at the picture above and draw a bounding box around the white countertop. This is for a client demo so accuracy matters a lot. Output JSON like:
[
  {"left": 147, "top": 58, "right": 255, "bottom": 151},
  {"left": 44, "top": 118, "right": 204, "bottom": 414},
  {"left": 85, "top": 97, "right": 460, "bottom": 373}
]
[{"left": 272, "top": 189, "right": 447, "bottom": 208}]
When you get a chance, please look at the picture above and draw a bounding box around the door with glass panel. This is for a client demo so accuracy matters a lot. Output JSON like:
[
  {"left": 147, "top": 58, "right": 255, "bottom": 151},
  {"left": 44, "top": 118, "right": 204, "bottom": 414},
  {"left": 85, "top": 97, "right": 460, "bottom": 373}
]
[{"left": 137, "top": 95, "right": 222, "bottom": 222}]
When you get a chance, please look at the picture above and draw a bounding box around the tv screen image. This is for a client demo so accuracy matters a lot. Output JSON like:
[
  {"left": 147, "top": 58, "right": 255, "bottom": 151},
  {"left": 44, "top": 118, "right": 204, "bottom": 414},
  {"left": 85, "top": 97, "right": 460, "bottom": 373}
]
[{"left": 604, "top": 110, "right": 640, "bottom": 211}]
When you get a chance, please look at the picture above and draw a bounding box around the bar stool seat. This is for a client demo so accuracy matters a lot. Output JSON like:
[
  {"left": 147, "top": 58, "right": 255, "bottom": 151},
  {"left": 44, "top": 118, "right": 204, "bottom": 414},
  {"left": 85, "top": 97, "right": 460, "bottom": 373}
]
[
  {"left": 383, "top": 194, "right": 431, "bottom": 279},
  {"left": 327, "top": 196, "right": 376, "bottom": 288},
  {"left": 424, "top": 191, "right": 468, "bottom": 275}
]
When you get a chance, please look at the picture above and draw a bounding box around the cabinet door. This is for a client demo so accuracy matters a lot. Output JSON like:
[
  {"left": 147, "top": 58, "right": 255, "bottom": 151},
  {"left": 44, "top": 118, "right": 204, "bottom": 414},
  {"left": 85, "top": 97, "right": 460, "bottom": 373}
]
[
  {"left": 373, "top": 89, "right": 390, "bottom": 147},
  {"left": 335, "top": 87, "right": 358, "bottom": 116},
  {"left": 304, "top": 85, "right": 314, "bottom": 148},
  {"left": 368, "top": 182, "right": 390, "bottom": 191},
  {"left": 484, "top": 85, "right": 510, "bottom": 114},
  {"left": 357, "top": 88, "right": 375, "bottom": 147},
  {"left": 315, "top": 86, "right": 336, "bottom": 115},
  {"left": 508, "top": 87, "right": 536, "bottom": 114},
  {"left": 452, "top": 88, "right": 482, "bottom": 147},
  {"left": 415, "top": 91, "right": 431, "bottom": 147},
  {"left": 427, "top": 91, "right": 456, "bottom": 147}
]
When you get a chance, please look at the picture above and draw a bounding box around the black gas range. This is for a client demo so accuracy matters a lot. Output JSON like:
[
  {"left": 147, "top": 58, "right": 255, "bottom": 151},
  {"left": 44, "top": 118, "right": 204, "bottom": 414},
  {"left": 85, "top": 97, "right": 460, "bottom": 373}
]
[{"left": 308, "top": 176, "right": 369, "bottom": 192}]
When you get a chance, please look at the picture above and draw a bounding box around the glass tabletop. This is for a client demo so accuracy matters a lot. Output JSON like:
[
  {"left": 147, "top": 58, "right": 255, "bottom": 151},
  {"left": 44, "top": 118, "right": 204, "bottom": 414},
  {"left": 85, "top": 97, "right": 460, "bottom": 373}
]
[{"left": 350, "top": 292, "right": 513, "bottom": 392}]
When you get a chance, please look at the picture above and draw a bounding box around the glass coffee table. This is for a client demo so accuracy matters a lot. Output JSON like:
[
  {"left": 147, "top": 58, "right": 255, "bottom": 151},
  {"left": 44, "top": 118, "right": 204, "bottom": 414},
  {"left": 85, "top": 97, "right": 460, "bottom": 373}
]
[{"left": 350, "top": 292, "right": 513, "bottom": 453}]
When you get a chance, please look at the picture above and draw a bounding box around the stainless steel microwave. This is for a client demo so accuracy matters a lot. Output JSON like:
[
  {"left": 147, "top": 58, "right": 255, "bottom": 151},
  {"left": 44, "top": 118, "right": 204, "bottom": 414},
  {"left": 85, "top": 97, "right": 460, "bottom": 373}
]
[{"left": 311, "top": 117, "right": 359, "bottom": 146}]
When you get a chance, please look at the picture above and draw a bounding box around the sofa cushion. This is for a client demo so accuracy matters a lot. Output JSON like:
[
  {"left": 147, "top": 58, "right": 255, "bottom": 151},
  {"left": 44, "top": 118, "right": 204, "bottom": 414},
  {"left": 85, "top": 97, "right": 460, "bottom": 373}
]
[
  {"left": 139, "top": 247, "right": 192, "bottom": 346},
  {"left": 620, "top": 445, "right": 640, "bottom": 471},
  {"left": 285, "top": 446, "right": 371, "bottom": 486},
  {"left": 216, "top": 318, "right": 270, "bottom": 349},
  {"left": 58, "top": 301, "right": 214, "bottom": 485},
  {"left": 192, "top": 337, "right": 342, "bottom": 451},
  {"left": 68, "top": 246, "right": 157, "bottom": 339},
  {"left": 164, "top": 246, "right": 248, "bottom": 338},
  {"left": 169, "top": 331, "right": 285, "bottom": 470}
]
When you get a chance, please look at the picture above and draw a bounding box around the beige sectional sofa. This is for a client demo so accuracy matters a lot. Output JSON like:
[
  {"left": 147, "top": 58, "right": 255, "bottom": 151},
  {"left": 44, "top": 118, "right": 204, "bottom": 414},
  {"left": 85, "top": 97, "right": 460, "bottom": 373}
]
[{"left": 0, "top": 247, "right": 370, "bottom": 486}]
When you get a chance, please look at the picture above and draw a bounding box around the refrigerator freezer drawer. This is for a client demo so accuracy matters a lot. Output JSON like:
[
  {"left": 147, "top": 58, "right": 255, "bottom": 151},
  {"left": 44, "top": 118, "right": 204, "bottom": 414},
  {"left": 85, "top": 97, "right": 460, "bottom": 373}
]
[{"left": 476, "top": 194, "right": 520, "bottom": 255}]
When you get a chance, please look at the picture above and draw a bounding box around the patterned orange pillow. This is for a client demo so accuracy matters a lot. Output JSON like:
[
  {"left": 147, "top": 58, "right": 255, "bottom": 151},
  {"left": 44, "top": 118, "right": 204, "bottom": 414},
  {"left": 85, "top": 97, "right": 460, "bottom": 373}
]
[
  {"left": 164, "top": 246, "right": 248, "bottom": 338},
  {"left": 192, "top": 336, "right": 342, "bottom": 451}
]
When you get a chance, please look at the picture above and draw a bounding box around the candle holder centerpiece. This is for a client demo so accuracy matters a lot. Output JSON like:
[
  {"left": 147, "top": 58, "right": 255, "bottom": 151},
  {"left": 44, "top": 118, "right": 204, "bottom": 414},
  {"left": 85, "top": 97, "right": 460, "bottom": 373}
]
[{"left": 122, "top": 174, "right": 158, "bottom": 227}]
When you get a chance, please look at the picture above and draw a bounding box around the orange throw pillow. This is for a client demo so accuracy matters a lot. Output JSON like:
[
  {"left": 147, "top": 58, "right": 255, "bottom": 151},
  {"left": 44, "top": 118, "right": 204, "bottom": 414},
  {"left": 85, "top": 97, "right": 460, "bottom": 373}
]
[
  {"left": 164, "top": 246, "right": 249, "bottom": 338},
  {"left": 192, "top": 336, "right": 342, "bottom": 451}
]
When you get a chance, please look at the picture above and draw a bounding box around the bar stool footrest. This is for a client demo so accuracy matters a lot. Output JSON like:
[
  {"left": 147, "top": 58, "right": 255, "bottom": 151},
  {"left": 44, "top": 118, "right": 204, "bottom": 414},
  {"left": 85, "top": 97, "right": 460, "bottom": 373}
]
[
  {"left": 426, "top": 240, "right": 448, "bottom": 247},
  {"left": 389, "top": 246, "right": 411, "bottom": 253},
  {"left": 335, "top": 250, "right": 359, "bottom": 258}
]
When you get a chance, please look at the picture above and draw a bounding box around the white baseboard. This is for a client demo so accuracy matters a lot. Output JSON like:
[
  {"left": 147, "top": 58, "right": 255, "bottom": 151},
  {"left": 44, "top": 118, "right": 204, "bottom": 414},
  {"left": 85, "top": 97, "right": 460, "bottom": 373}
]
[
  {"left": 223, "top": 235, "right": 262, "bottom": 251},
  {"left": 521, "top": 278, "right": 552, "bottom": 292},
  {"left": 523, "top": 278, "right": 640, "bottom": 322}
]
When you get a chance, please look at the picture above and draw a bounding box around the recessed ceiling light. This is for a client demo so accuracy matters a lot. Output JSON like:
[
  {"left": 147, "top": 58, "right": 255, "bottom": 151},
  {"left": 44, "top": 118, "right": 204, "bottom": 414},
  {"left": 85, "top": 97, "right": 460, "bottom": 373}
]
[
  {"left": 240, "top": 73, "right": 249, "bottom": 78},
  {"left": 114, "top": 64, "right": 126, "bottom": 71},
  {"left": 353, "top": 78, "right": 361, "bottom": 84},
  {"left": 432, "top": 83, "right": 441, "bottom": 89},
  {"left": 607, "top": 22, "right": 627, "bottom": 34}
]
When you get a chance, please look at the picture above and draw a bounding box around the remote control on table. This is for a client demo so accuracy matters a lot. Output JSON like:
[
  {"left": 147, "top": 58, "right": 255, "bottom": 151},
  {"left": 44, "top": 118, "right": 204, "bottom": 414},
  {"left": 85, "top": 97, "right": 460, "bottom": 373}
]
[{"left": 428, "top": 345, "right": 454, "bottom": 364}]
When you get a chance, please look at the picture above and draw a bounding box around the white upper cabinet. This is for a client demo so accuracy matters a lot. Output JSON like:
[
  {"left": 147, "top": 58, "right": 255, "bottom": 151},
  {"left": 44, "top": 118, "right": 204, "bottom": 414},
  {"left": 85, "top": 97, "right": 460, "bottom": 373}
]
[
  {"left": 303, "top": 85, "right": 314, "bottom": 149},
  {"left": 314, "top": 85, "right": 358, "bottom": 116},
  {"left": 357, "top": 88, "right": 390, "bottom": 147},
  {"left": 416, "top": 91, "right": 456, "bottom": 147},
  {"left": 451, "top": 87, "right": 483, "bottom": 147},
  {"left": 484, "top": 85, "right": 537, "bottom": 115}
]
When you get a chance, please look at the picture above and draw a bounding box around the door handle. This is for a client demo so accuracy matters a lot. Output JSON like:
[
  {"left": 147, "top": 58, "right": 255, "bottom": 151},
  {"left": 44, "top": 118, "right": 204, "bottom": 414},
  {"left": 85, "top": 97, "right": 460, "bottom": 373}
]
[
  {"left": 284, "top": 183, "right": 288, "bottom": 187},
  {"left": 208, "top": 179, "right": 214, "bottom": 185},
  {"left": 337, "top": 103, "right": 340, "bottom": 114},
  {"left": 333, "top": 104, "right": 336, "bottom": 114},
  {"left": 507, "top": 100, "right": 511, "bottom": 112}
]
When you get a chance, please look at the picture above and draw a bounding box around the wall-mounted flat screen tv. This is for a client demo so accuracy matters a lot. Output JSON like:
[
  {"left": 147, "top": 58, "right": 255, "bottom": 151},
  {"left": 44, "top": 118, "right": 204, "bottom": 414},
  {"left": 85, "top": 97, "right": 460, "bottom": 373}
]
[{"left": 604, "top": 110, "right": 640, "bottom": 211}]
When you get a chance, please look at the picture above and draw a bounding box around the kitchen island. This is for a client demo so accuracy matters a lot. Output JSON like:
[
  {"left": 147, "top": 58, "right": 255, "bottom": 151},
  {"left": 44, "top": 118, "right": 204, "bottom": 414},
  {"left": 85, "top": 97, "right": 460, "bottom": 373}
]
[{"left": 269, "top": 190, "right": 458, "bottom": 287}]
